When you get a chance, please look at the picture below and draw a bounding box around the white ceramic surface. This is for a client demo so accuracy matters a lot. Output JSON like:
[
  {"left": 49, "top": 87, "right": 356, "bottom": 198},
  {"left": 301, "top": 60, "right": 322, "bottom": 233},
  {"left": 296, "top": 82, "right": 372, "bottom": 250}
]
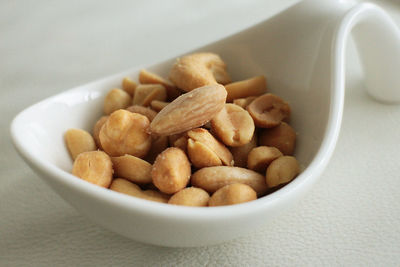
[{"left": 10, "top": 0, "right": 400, "bottom": 247}]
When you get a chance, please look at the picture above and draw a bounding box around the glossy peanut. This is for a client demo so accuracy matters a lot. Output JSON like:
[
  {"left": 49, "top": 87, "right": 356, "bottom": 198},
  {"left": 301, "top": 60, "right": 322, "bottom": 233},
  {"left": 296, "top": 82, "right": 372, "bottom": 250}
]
[
  {"left": 110, "top": 178, "right": 169, "bottom": 203},
  {"left": 191, "top": 166, "right": 268, "bottom": 196},
  {"left": 104, "top": 88, "right": 132, "bottom": 115},
  {"left": 111, "top": 155, "right": 152, "bottom": 184},
  {"left": 151, "top": 147, "right": 191, "bottom": 194},
  {"left": 247, "top": 146, "right": 283, "bottom": 172},
  {"left": 168, "top": 187, "right": 210, "bottom": 207},
  {"left": 211, "top": 103, "right": 255, "bottom": 147},
  {"left": 266, "top": 156, "right": 300, "bottom": 188},
  {"left": 247, "top": 93, "right": 291, "bottom": 128},
  {"left": 225, "top": 76, "right": 267, "bottom": 102},
  {"left": 65, "top": 128, "right": 97, "bottom": 160},
  {"left": 99, "top": 109, "right": 151, "bottom": 157},
  {"left": 259, "top": 122, "right": 296, "bottom": 155},
  {"left": 72, "top": 151, "right": 113, "bottom": 188},
  {"left": 208, "top": 183, "right": 257, "bottom": 206},
  {"left": 133, "top": 84, "right": 167, "bottom": 107}
]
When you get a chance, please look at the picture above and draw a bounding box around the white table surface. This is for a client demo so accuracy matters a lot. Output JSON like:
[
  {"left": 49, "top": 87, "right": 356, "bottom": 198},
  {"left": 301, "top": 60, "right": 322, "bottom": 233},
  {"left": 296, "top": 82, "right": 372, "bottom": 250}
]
[{"left": 1, "top": 0, "right": 400, "bottom": 266}]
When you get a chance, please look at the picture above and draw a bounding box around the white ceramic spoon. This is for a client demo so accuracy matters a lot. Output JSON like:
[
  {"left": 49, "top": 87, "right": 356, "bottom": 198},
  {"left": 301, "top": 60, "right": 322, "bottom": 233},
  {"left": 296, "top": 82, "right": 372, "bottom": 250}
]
[{"left": 11, "top": 0, "right": 400, "bottom": 247}]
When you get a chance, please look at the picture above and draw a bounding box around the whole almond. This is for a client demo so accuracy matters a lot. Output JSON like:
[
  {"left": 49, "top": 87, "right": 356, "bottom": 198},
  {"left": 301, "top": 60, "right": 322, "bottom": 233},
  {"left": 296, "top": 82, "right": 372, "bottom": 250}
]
[{"left": 150, "top": 84, "right": 227, "bottom": 136}]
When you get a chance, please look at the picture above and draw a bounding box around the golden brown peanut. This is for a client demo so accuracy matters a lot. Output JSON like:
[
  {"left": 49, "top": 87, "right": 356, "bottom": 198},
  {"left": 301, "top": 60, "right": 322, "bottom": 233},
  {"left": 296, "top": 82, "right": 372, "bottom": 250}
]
[
  {"left": 151, "top": 147, "right": 191, "bottom": 194},
  {"left": 92, "top": 116, "right": 108, "bottom": 150},
  {"left": 104, "top": 88, "right": 132, "bottom": 115},
  {"left": 65, "top": 128, "right": 97, "bottom": 160},
  {"left": 168, "top": 187, "right": 210, "bottom": 206},
  {"left": 266, "top": 156, "right": 300, "bottom": 188},
  {"left": 211, "top": 103, "right": 255, "bottom": 147},
  {"left": 187, "top": 128, "right": 233, "bottom": 166},
  {"left": 191, "top": 166, "right": 268, "bottom": 196},
  {"left": 225, "top": 76, "right": 267, "bottom": 102},
  {"left": 126, "top": 105, "right": 157, "bottom": 122},
  {"left": 247, "top": 146, "right": 283, "bottom": 172},
  {"left": 145, "top": 135, "right": 169, "bottom": 163},
  {"left": 168, "top": 133, "right": 185, "bottom": 147},
  {"left": 187, "top": 138, "right": 222, "bottom": 168},
  {"left": 230, "top": 132, "right": 257, "bottom": 168},
  {"left": 259, "top": 122, "right": 296, "bottom": 155},
  {"left": 110, "top": 178, "right": 169, "bottom": 203},
  {"left": 169, "top": 52, "right": 231, "bottom": 92},
  {"left": 133, "top": 84, "right": 167, "bottom": 107},
  {"left": 247, "top": 93, "right": 291, "bottom": 128},
  {"left": 233, "top": 96, "right": 257, "bottom": 109},
  {"left": 111, "top": 155, "right": 152, "bottom": 184},
  {"left": 173, "top": 136, "right": 188, "bottom": 152},
  {"left": 99, "top": 109, "right": 151, "bottom": 157},
  {"left": 139, "top": 69, "right": 181, "bottom": 100},
  {"left": 150, "top": 100, "right": 169, "bottom": 112},
  {"left": 208, "top": 183, "right": 257, "bottom": 206},
  {"left": 150, "top": 84, "right": 227, "bottom": 136},
  {"left": 72, "top": 151, "right": 113, "bottom": 188},
  {"left": 122, "top": 77, "right": 137, "bottom": 96}
]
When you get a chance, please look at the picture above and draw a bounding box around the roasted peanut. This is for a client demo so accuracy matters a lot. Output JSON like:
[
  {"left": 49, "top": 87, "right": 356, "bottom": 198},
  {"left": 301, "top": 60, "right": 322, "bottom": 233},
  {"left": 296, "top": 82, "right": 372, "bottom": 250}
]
[
  {"left": 169, "top": 52, "right": 231, "bottom": 92},
  {"left": 72, "top": 151, "right": 113, "bottom": 188},
  {"left": 104, "top": 88, "right": 132, "bottom": 115},
  {"left": 111, "top": 155, "right": 152, "bottom": 184},
  {"left": 208, "top": 183, "right": 257, "bottom": 206},
  {"left": 230, "top": 132, "right": 257, "bottom": 168},
  {"left": 191, "top": 166, "right": 268, "bottom": 196},
  {"left": 92, "top": 116, "right": 108, "bottom": 149},
  {"left": 152, "top": 147, "right": 191, "bottom": 194},
  {"left": 139, "top": 69, "right": 181, "bottom": 100},
  {"left": 225, "top": 76, "right": 267, "bottom": 102},
  {"left": 133, "top": 84, "right": 167, "bottom": 107},
  {"left": 150, "top": 84, "right": 227, "bottom": 136},
  {"left": 233, "top": 96, "right": 257, "bottom": 109},
  {"left": 247, "top": 93, "right": 291, "bottom": 128},
  {"left": 266, "top": 156, "right": 300, "bottom": 188},
  {"left": 126, "top": 105, "right": 157, "bottom": 122},
  {"left": 150, "top": 100, "right": 169, "bottom": 112},
  {"left": 247, "top": 146, "right": 283, "bottom": 172},
  {"left": 211, "top": 103, "right": 255, "bottom": 147},
  {"left": 259, "top": 122, "right": 296, "bottom": 155},
  {"left": 122, "top": 77, "right": 137, "bottom": 96},
  {"left": 168, "top": 187, "right": 210, "bottom": 206},
  {"left": 145, "top": 135, "right": 169, "bottom": 163},
  {"left": 110, "top": 178, "right": 169, "bottom": 203},
  {"left": 187, "top": 128, "right": 233, "bottom": 167},
  {"left": 65, "top": 128, "right": 97, "bottom": 160},
  {"left": 173, "top": 136, "right": 188, "bottom": 152},
  {"left": 99, "top": 109, "right": 151, "bottom": 157}
]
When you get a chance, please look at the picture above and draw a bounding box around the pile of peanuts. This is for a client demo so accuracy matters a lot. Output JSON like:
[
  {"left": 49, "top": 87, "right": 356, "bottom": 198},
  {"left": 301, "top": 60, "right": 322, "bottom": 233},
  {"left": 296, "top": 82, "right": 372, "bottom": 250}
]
[{"left": 65, "top": 52, "right": 300, "bottom": 207}]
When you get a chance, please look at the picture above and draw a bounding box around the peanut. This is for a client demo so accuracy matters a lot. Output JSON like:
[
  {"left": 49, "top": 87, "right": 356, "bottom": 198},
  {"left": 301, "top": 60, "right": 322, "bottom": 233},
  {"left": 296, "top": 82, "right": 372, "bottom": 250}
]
[
  {"left": 126, "top": 105, "right": 157, "bottom": 122},
  {"left": 111, "top": 155, "right": 152, "bottom": 184},
  {"left": 145, "top": 135, "right": 169, "bottom": 163},
  {"left": 92, "top": 116, "right": 108, "bottom": 149},
  {"left": 208, "top": 183, "right": 257, "bottom": 206},
  {"left": 168, "top": 187, "right": 210, "bottom": 206},
  {"left": 65, "top": 128, "right": 97, "bottom": 160},
  {"left": 266, "top": 156, "right": 300, "bottom": 188},
  {"left": 191, "top": 166, "right": 268, "bottom": 196},
  {"left": 259, "top": 122, "right": 296, "bottom": 155},
  {"left": 247, "top": 146, "right": 283, "bottom": 173},
  {"left": 72, "top": 151, "right": 113, "bottom": 188},
  {"left": 139, "top": 69, "right": 181, "bottom": 100},
  {"left": 173, "top": 136, "right": 188, "bottom": 152},
  {"left": 187, "top": 139, "right": 222, "bottom": 168},
  {"left": 99, "top": 109, "right": 151, "bottom": 157},
  {"left": 169, "top": 52, "right": 231, "bottom": 92},
  {"left": 150, "top": 100, "right": 169, "bottom": 112},
  {"left": 233, "top": 96, "right": 257, "bottom": 109},
  {"left": 104, "top": 88, "right": 132, "bottom": 115},
  {"left": 247, "top": 93, "right": 291, "bottom": 128},
  {"left": 133, "top": 84, "right": 167, "bottom": 107},
  {"left": 230, "top": 132, "right": 257, "bottom": 168},
  {"left": 225, "top": 76, "right": 267, "bottom": 102},
  {"left": 151, "top": 147, "right": 191, "bottom": 194},
  {"left": 150, "top": 84, "right": 227, "bottom": 136},
  {"left": 122, "top": 77, "right": 137, "bottom": 96},
  {"left": 110, "top": 178, "right": 169, "bottom": 203},
  {"left": 211, "top": 103, "right": 255, "bottom": 147}
]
